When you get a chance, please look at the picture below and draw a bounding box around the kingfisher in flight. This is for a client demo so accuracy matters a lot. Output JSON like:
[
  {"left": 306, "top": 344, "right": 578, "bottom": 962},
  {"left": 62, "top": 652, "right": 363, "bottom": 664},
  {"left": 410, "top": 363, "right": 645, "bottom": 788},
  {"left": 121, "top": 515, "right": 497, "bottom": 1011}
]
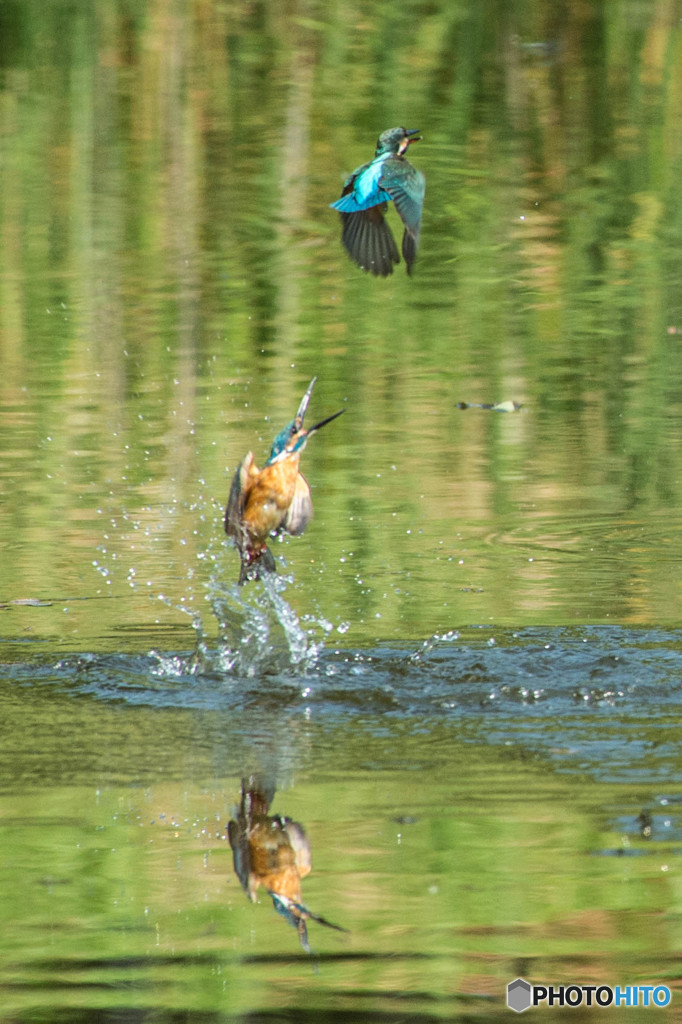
[
  {"left": 330, "top": 127, "right": 425, "bottom": 277},
  {"left": 224, "top": 378, "right": 344, "bottom": 584}
]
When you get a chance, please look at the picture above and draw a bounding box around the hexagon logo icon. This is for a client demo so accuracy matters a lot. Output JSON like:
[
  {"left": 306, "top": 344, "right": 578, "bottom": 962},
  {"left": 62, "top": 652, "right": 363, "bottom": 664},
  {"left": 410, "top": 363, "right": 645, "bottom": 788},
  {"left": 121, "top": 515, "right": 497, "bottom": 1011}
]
[{"left": 507, "top": 977, "right": 532, "bottom": 1013}]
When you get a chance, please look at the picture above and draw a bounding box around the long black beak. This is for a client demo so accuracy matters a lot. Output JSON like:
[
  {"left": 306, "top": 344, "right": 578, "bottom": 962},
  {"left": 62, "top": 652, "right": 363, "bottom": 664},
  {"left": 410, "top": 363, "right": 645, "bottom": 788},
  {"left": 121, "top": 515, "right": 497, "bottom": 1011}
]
[
  {"left": 406, "top": 129, "right": 421, "bottom": 142},
  {"left": 306, "top": 408, "right": 345, "bottom": 436}
]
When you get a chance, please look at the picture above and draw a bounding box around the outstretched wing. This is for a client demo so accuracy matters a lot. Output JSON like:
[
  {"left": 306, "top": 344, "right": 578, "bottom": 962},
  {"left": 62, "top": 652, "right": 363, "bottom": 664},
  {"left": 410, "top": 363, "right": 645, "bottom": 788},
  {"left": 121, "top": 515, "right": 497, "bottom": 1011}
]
[
  {"left": 224, "top": 451, "right": 256, "bottom": 549},
  {"left": 281, "top": 472, "right": 314, "bottom": 536},
  {"left": 339, "top": 204, "right": 400, "bottom": 277},
  {"left": 379, "top": 157, "right": 426, "bottom": 274},
  {"left": 332, "top": 163, "right": 399, "bottom": 276}
]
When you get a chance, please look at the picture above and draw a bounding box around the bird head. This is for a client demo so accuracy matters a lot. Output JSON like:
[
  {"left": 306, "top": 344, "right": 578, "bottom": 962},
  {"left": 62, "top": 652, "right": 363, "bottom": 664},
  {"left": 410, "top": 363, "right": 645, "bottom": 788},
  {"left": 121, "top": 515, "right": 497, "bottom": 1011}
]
[
  {"left": 376, "top": 127, "right": 421, "bottom": 157},
  {"left": 268, "top": 376, "right": 317, "bottom": 461},
  {"left": 267, "top": 378, "right": 344, "bottom": 464}
]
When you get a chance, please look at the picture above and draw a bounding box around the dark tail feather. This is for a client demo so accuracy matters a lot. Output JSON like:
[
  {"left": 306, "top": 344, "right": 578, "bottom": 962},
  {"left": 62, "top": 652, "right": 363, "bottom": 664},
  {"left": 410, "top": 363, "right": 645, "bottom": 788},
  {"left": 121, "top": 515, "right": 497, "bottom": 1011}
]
[
  {"left": 402, "top": 228, "right": 419, "bottom": 275},
  {"left": 238, "top": 545, "right": 277, "bottom": 586}
]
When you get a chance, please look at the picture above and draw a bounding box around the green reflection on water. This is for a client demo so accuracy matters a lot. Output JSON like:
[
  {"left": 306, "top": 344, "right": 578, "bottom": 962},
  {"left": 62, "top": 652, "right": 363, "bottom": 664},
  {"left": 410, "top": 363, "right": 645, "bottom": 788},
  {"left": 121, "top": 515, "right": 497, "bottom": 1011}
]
[
  {"left": 1, "top": 4, "right": 682, "bottom": 1019},
  {"left": 0, "top": 725, "right": 678, "bottom": 1022},
  {"left": 2, "top": 0, "right": 682, "bottom": 640}
]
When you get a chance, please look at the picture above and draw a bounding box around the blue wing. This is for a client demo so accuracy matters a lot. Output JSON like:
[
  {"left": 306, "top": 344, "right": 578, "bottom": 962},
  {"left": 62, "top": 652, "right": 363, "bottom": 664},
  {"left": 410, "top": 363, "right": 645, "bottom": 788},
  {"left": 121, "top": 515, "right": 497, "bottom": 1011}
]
[
  {"left": 379, "top": 157, "right": 426, "bottom": 274},
  {"left": 331, "top": 155, "right": 424, "bottom": 276},
  {"left": 330, "top": 159, "right": 391, "bottom": 213},
  {"left": 331, "top": 162, "right": 399, "bottom": 276}
]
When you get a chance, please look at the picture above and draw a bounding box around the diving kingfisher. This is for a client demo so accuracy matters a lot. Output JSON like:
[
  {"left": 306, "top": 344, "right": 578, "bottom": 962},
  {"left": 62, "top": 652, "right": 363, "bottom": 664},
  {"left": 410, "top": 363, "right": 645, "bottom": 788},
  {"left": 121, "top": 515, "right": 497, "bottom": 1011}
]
[
  {"left": 224, "top": 378, "right": 344, "bottom": 584},
  {"left": 330, "top": 127, "right": 425, "bottom": 277}
]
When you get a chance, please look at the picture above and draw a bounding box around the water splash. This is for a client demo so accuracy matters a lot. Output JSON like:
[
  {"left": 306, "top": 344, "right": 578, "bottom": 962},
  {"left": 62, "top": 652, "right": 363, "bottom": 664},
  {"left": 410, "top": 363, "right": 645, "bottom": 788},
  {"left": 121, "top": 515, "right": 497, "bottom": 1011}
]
[
  {"left": 406, "top": 629, "right": 460, "bottom": 665},
  {"left": 203, "top": 569, "right": 325, "bottom": 676},
  {"left": 144, "top": 567, "right": 330, "bottom": 681},
  {"left": 90, "top": 494, "right": 339, "bottom": 679}
]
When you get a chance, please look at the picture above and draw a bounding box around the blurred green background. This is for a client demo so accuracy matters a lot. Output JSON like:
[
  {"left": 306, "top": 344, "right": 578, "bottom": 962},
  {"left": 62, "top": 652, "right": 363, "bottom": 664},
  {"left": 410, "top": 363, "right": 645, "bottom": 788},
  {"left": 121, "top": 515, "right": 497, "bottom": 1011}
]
[
  {"left": 2, "top": 0, "right": 682, "bottom": 646},
  {"left": 1, "top": 3, "right": 682, "bottom": 1020}
]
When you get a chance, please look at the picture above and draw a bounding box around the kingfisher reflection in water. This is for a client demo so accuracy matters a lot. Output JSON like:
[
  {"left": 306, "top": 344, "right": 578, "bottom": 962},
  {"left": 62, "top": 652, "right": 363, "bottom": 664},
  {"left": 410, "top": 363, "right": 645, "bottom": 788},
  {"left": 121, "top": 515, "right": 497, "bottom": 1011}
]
[
  {"left": 228, "top": 776, "right": 346, "bottom": 953},
  {"left": 224, "top": 378, "right": 344, "bottom": 585}
]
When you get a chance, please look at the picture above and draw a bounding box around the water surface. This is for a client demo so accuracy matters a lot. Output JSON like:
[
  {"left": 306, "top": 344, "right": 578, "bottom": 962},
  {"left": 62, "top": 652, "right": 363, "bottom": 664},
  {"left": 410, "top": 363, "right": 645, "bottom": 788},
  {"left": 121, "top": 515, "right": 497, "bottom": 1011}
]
[{"left": 1, "top": 1, "right": 682, "bottom": 1020}]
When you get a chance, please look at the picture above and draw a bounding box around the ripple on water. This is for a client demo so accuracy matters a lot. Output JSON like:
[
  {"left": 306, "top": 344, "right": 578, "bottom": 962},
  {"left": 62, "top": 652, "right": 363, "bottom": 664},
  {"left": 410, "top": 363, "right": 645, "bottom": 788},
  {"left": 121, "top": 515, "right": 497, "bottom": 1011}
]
[
  {"left": 484, "top": 510, "right": 682, "bottom": 557},
  {"left": 4, "top": 620, "right": 682, "bottom": 787}
]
